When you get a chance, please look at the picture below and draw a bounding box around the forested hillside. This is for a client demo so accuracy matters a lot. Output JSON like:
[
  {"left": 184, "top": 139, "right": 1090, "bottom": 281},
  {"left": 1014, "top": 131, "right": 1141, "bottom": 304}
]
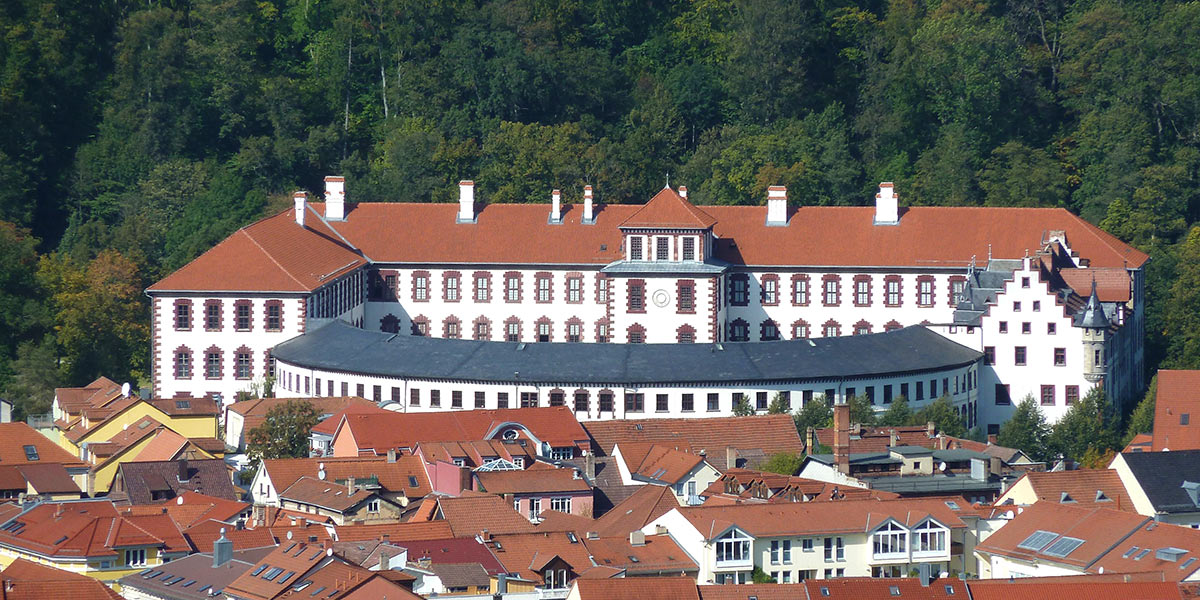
[{"left": 1, "top": 0, "right": 1198, "bottom": 422}]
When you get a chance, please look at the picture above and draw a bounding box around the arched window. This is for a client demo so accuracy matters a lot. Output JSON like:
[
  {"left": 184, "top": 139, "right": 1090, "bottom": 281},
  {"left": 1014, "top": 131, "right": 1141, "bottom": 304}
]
[
  {"left": 627, "top": 323, "right": 646, "bottom": 344},
  {"left": 853, "top": 320, "right": 872, "bottom": 335},
  {"left": 677, "top": 325, "right": 696, "bottom": 344}
]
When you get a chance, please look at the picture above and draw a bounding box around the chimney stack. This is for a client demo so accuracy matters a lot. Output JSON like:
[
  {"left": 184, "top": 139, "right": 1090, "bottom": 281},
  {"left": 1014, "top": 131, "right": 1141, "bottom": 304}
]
[
  {"left": 213, "top": 528, "right": 233, "bottom": 568},
  {"left": 806, "top": 427, "right": 816, "bottom": 453},
  {"left": 833, "top": 401, "right": 850, "bottom": 475},
  {"left": 927, "top": 421, "right": 936, "bottom": 437},
  {"left": 889, "top": 429, "right": 899, "bottom": 448},
  {"left": 766, "top": 185, "right": 788, "bottom": 226},
  {"left": 585, "top": 451, "right": 596, "bottom": 480},
  {"left": 987, "top": 433, "right": 997, "bottom": 445},
  {"left": 293, "top": 191, "right": 308, "bottom": 228},
  {"left": 583, "top": 185, "right": 595, "bottom": 224},
  {"left": 630, "top": 530, "right": 646, "bottom": 546},
  {"left": 726, "top": 446, "right": 738, "bottom": 470},
  {"left": 324, "top": 176, "right": 346, "bottom": 221},
  {"left": 874, "top": 182, "right": 899, "bottom": 225},
  {"left": 347, "top": 475, "right": 356, "bottom": 494},
  {"left": 387, "top": 448, "right": 397, "bottom": 463},
  {"left": 457, "top": 181, "right": 476, "bottom": 223},
  {"left": 678, "top": 186, "right": 688, "bottom": 199},
  {"left": 550, "top": 189, "right": 562, "bottom": 224}
]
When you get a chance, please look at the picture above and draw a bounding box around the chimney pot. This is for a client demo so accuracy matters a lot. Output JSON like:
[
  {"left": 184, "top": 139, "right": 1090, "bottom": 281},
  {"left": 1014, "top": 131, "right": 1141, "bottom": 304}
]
[
  {"left": 387, "top": 448, "right": 397, "bottom": 463},
  {"left": 874, "top": 182, "right": 899, "bottom": 225},
  {"left": 678, "top": 186, "right": 688, "bottom": 199},
  {"left": 457, "top": 181, "right": 476, "bottom": 223},
  {"left": 550, "top": 189, "right": 562, "bottom": 224},
  {"left": 583, "top": 185, "right": 595, "bottom": 224},
  {"left": 294, "top": 191, "right": 308, "bottom": 228},
  {"left": 766, "top": 185, "right": 787, "bottom": 226},
  {"left": 629, "top": 530, "right": 645, "bottom": 546},
  {"left": 324, "top": 176, "right": 346, "bottom": 220}
]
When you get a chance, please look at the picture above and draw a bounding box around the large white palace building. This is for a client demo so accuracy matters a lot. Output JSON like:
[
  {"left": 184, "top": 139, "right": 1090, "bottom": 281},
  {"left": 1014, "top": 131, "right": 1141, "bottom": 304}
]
[{"left": 146, "top": 178, "right": 1147, "bottom": 433}]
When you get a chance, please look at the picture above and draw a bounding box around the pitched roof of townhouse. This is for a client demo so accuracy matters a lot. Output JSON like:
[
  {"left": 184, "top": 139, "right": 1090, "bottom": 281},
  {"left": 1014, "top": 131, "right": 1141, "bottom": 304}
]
[
  {"left": 435, "top": 494, "right": 537, "bottom": 537},
  {"left": 330, "top": 539, "right": 407, "bottom": 568},
  {"left": 615, "top": 443, "right": 706, "bottom": 485},
  {"left": 1117, "top": 450, "right": 1200, "bottom": 513},
  {"left": 486, "top": 530, "right": 597, "bottom": 584},
  {"left": 120, "top": 491, "right": 249, "bottom": 529},
  {"left": 427, "top": 562, "right": 493, "bottom": 589},
  {"left": 1126, "top": 433, "right": 1155, "bottom": 453},
  {"left": 54, "top": 376, "right": 123, "bottom": 415},
  {"left": 592, "top": 485, "right": 684, "bottom": 538},
  {"left": 696, "top": 582, "right": 802, "bottom": 600},
  {"left": 975, "top": 502, "right": 1152, "bottom": 570},
  {"left": 475, "top": 464, "right": 591, "bottom": 495},
  {"left": 223, "top": 540, "right": 338, "bottom": 599},
  {"left": 1091, "top": 520, "right": 1200, "bottom": 581},
  {"left": 261, "top": 456, "right": 431, "bottom": 499},
  {"left": 332, "top": 405, "right": 589, "bottom": 454},
  {"left": 399, "top": 537, "right": 507, "bottom": 574},
  {"left": 1153, "top": 370, "right": 1200, "bottom": 452},
  {"left": 280, "top": 322, "right": 981, "bottom": 393},
  {"left": 416, "top": 439, "right": 536, "bottom": 468},
  {"left": 0, "top": 464, "right": 81, "bottom": 494},
  {"left": 968, "top": 577, "right": 1186, "bottom": 600},
  {"left": 584, "top": 534, "right": 697, "bottom": 575},
  {"left": 1006, "top": 469, "right": 1135, "bottom": 511},
  {"left": 674, "top": 497, "right": 968, "bottom": 540},
  {"left": 155, "top": 190, "right": 1149, "bottom": 294},
  {"left": 1, "top": 558, "right": 125, "bottom": 600},
  {"left": 114, "top": 459, "right": 237, "bottom": 504},
  {"left": 230, "top": 396, "right": 376, "bottom": 436},
  {"left": 0, "top": 500, "right": 191, "bottom": 559},
  {"left": 572, "top": 576, "right": 701, "bottom": 600},
  {"left": 183, "top": 518, "right": 277, "bottom": 551},
  {"left": 585, "top": 414, "right": 803, "bottom": 460},
  {"left": 309, "top": 402, "right": 390, "bottom": 438},
  {"left": 333, "top": 520, "right": 454, "bottom": 543},
  {"left": 703, "top": 469, "right": 901, "bottom": 504},
  {"left": 66, "top": 397, "right": 217, "bottom": 445},
  {"left": 148, "top": 204, "right": 367, "bottom": 293},
  {"left": 798, "top": 578, "right": 969, "bottom": 600},
  {"left": 278, "top": 476, "right": 376, "bottom": 512},
  {"left": 117, "top": 548, "right": 271, "bottom": 600},
  {"left": 1058, "top": 267, "right": 1132, "bottom": 303},
  {"left": 620, "top": 187, "right": 718, "bottom": 229},
  {"left": 0, "top": 422, "right": 87, "bottom": 468}
]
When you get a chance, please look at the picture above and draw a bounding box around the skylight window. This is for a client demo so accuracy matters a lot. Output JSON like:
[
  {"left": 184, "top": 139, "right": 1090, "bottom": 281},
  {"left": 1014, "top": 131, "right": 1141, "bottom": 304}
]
[
  {"left": 1042, "top": 537, "right": 1084, "bottom": 558},
  {"left": 1156, "top": 547, "right": 1188, "bottom": 562},
  {"left": 1096, "top": 490, "right": 1111, "bottom": 502},
  {"left": 309, "top": 587, "right": 327, "bottom": 597},
  {"left": 176, "top": 400, "right": 191, "bottom": 409},
  {"left": 278, "top": 571, "right": 296, "bottom": 585},
  {"left": 183, "top": 580, "right": 196, "bottom": 587},
  {"left": 944, "top": 500, "right": 960, "bottom": 510},
  {"left": 22, "top": 445, "right": 38, "bottom": 461},
  {"left": 1182, "top": 557, "right": 1197, "bottom": 570},
  {"left": 1134, "top": 549, "right": 1151, "bottom": 560},
  {"left": 890, "top": 585, "right": 901, "bottom": 596},
  {"left": 1016, "top": 530, "right": 1058, "bottom": 551},
  {"left": 1123, "top": 546, "right": 1140, "bottom": 558},
  {"left": 251, "top": 565, "right": 268, "bottom": 576},
  {"left": 945, "top": 585, "right": 955, "bottom": 595},
  {"left": 409, "top": 476, "right": 419, "bottom": 487},
  {"left": 263, "top": 567, "right": 284, "bottom": 581}
]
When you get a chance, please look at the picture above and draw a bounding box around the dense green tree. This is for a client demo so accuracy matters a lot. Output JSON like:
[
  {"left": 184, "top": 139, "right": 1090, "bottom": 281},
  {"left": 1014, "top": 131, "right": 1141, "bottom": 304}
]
[
  {"left": 848, "top": 394, "right": 876, "bottom": 427},
  {"left": 978, "top": 141, "right": 1069, "bottom": 208},
  {"left": 878, "top": 397, "right": 914, "bottom": 427},
  {"left": 1049, "top": 386, "right": 1118, "bottom": 462},
  {"left": 760, "top": 452, "right": 803, "bottom": 475},
  {"left": 914, "top": 396, "right": 967, "bottom": 438},
  {"left": 794, "top": 396, "right": 833, "bottom": 434},
  {"left": 767, "top": 392, "right": 791, "bottom": 414},
  {"left": 732, "top": 397, "right": 755, "bottom": 416},
  {"left": 1125, "top": 375, "right": 1157, "bottom": 444},
  {"left": 1164, "top": 227, "right": 1200, "bottom": 368},
  {"left": 997, "top": 396, "right": 1051, "bottom": 463},
  {"left": 247, "top": 400, "right": 321, "bottom": 460}
]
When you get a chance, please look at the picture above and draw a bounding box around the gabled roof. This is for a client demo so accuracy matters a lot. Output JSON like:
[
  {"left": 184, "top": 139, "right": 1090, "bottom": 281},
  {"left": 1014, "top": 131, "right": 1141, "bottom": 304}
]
[
  {"left": 416, "top": 439, "right": 537, "bottom": 468},
  {"left": 331, "top": 405, "right": 589, "bottom": 455},
  {"left": 1093, "top": 520, "right": 1200, "bottom": 581},
  {"left": 223, "top": 541, "right": 336, "bottom": 600},
  {"left": 968, "top": 578, "right": 1185, "bottom": 600},
  {"left": 229, "top": 396, "right": 376, "bottom": 438},
  {"left": 584, "top": 534, "right": 697, "bottom": 575},
  {"left": 1153, "top": 370, "right": 1200, "bottom": 452},
  {"left": 475, "top": 464, "right": 591, "bottom": 495},
  {"left": 1058, "top": 268, "right": 1132, "bottom": 303},
  {"left": 0, "top": 500, "right": 190, "bottom": 559},
  {"left": 278, "top": 476, "right": 376, "bottom": 513},
  {"left": 399, "top": 537, "right": 507, "bottom": 574},
  {"left": 975, "top": 502, "right": 1150, "bottom": 569},
  {"left": 2, "top": 558, "right": 125, "bottom": 600},
  {"left": 434, "top": 495, "right": 537, "bottom": 537},
  {"left": 592, "top": 485, "right": 681, "bottom": 538},
  {"left": 585, "top": 414, "right": 803, "bottom": 461},
  {"left": 114, "top": 459, "right": 238, "bottom": 504},
  {"left": 310, "top": 401, "right": 389, "bottom": 437},
  {"left": 615, "top": 443, "right": 705, "bottom": 485},
  {"left": 117, "top": 548, "right": 267, "bottom": 600},
  {"left": 0, "top": 464, "right": 82, "bottom": 495},
  {"left": 54, "top": 376, "right": 124, "bottom": 415},
  {"left": 333, "top": 520, "right": 454, "bottom": 543},
  {"left": 0, "top": 423, "right": 87, "bottom": 468},
  {"left": 148, "top": 207, "right": 366, "bottom": 293},
  {"left": 573, "top": 577, "right": 700, "bottom": 600},
  {"left": 619, "top": 187, "right": 717, "bottom": 229},
  {"left": 485, "top": 531, "right": 595, "bottom": 584},
  {"left": 1118, "top": 450, "right": 1200, "bottom": 513},
  {"left": 261, "top": 456, "right": 430, "bottom": 499},
  {"left": 183, "top": 518, "right": 276, "bottom": 551},
  {"left": 796, "top": 578, "right": 968, "bottom": 600},
  {"left": 703, "top": 468, "right": 900, "bottom": 504},
  {"left": 672, "top": 497, "right": 966, "bottom": 540},
  {"left": 1010, "top": 469, "right": 1134, "bottom": 511}
]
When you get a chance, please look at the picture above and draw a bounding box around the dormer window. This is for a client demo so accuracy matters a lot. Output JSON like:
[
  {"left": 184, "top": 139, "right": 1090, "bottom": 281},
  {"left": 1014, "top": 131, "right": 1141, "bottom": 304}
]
[{"left": 630, "top": 236, "right": 644, "bottom": 260}]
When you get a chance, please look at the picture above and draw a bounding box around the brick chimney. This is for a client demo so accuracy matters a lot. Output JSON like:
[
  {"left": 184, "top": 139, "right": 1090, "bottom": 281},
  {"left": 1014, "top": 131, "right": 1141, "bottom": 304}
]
[
  {"left": 806, "top": 427, "right": 816, "bottom": 453},
  {"left": 387, "top": 448, "right": 397, "bottom": 463},
  {"left": 583, "top": 185, "right": 595, "bottom": 224},
  {"left": 833, "top": 401, "right": 850, "bottom": 475},
  {"left": 584, "top": 451, "right": 596, "bottom": 480},
  {"left": 347, "top": 475, "right": 356, "bottom": 494},
  {"left": 766, "top": 185, "right": 787, "bottom": 226},
  {"left": 457, "top": 181, "right": 475, "bottom": 223},
  {"left": 293, "top": 191, "right": 308, "bottom": 228},
  {"left": 889, "top": 429, "right": 899, "bottom": 448},
  {"left": 324, "top": 176, "right": 346, "bottom": 221},
  {"left": 874, "top": 182, "right": 899, "bottom": 225},
  {"left": 550, "top": 189, "right": 562, "bottom": 224}
]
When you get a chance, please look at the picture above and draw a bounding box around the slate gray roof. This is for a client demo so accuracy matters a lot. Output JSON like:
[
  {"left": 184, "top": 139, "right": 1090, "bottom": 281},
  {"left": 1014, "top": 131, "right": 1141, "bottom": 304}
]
[
  {"left": 113, "top": 459, "right": 238, "bottom": 504},
  {"left": 274, "top": 322, "right": 981, "bottom": 386},
  {"left": 117, "top": 548, "right": 270, "bottom": 600},
  {"left": 1121, "top": 450, "right": 1200, "bottom": 513}
]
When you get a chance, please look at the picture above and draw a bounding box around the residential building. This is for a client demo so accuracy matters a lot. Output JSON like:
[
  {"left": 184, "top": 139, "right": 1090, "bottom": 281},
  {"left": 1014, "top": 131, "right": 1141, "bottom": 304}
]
[
  {"left": 0, "top": 499, "right": 191, "bottom": 583},
  {"left": 276, "top": 476, "right": 406, "bottom": 525},
  {"left": 611, "top": 443, "right": 720, "bottom": 506},
  {"left": 250, "top": 455, "right": 430, "bottom": 508},
  {"left": 148, "top": 179, "right": 1148, "bottom": 431},
  {"left": 118, "top": 532, "right": 272, "bottom": 600},
  {"left": 645, "top": 498, "right": 970, "bottom": 584},
  {"left": 59, "top": 395, "right": 220, "bottom": 458},
  {"left": 222, "top": 540, "right": 419, "bottom": 600},
  {"left": 223, "top": 395, "right": 376, "bottom": 453},
  {"left": 584, "top": 414, "right": 804, "bottom": 469},
  {"left": 0, "top": 422, "right": 90, "bottom": 494},
  {"left": 108, "top": 458, "right": 238, "bottom": 504},
  {"left": 51, "top": 376, "right": 125, "bottom": 431},
  {"left": 995, "top": 469, "right": 1133, "bottom": 511},
  {"left": 84, "top": 415, "right": 222, "bottom": 495},
  {"left": 974, "top": 501, "right": 1200, "bottom": 581},
  {"left": 474, "top": 465, "right": 594, "bottom": 520},
  {"left": 0, "top": 464, "right": 83, "bottom": 502},
  {"left": 0, "top": 558, "right": 124, "bottom": 600},
  {"left": 428, "top": 495, "right": 538, "bottom": 538},
  {"left": 583, "top": 532, "right": 698, "bottom": 577},
  {"left": 969, "top": 576, "right": 1187, "bottom": 600},
  {"left": 700, "top": 468, "right": 901, "bottom": 505},
  {"left": 1111, "top": 450, "right": 1200, "bottom": 527},
  {"left": 1149, "top": 370, "right": 1200, "bottom": 451},
  {"left": 481, "top": 530, "right": 612, "bottom": 595}
]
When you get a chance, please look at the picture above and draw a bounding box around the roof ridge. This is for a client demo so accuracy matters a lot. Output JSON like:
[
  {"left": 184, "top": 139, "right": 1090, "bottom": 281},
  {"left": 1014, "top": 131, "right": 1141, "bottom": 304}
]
[{"left": 240, "top": 227, "right": 307, "bottom": 289}]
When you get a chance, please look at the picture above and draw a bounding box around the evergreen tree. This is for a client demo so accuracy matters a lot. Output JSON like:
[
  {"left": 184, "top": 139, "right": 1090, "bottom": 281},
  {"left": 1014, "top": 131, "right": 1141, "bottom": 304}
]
[
  {"left": 914, "top": 396, "right": 967, "bottom": 438},
  {"left": 878, "top": 398, "right": 913, "bottom": 427},
  {"left": 1125, "top": 375, "right": 1157, "bottom": 444},
  {"left": 997, "top": 395, "right": 1051, "bottom": 463},
  {"left": 247, "top": 400, "right": 321, "bottom": 461},
  {"left": 1050, "top": 387, "right": 1118, "bottom": 463},
  {"left": 794, "top": 396, "right": 833, "bottom": 435}
]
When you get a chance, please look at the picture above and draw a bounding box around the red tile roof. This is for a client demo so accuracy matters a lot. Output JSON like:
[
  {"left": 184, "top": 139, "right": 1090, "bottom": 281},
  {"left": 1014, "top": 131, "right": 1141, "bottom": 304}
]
[
  {"left": 309, "top": 401, "right": 389, "bottom": 437},
  {"left": 0, "top": 500, "right": 191, "bottom": 559},
  {"left": 334, "top": 406, "right": 589, "bottom": 455},
  {"left": 279, "top": 476, "right": 375, "bottom": 512},
  {"left": 434, "top": 495, "right": 537, "bottom": 537},
  {"left": 703, "top": 468, "right": 901, "bottom": 504},
  {"left": 1058, "top": 267, "right": 1132, "bottom": 302},
  {"left": 261, "top": 455, "right": 431, "bottom": 499},
  {"left": 620, "top": 187, "right": 717, "bottom": 229},
  {"left": 615, "top": 443, "right": 706, "bottom": 484},
  {"left": 398, "top": 537, "right": 507, "bottom": 574},
  {"left": 183, "top": 518, "right": 277, "bottom": 551},
  {"left": 415, "top": 439, "right": 536, "bottom": 468},
  {"left": 224, "top": 541, "right": 335, "bottom": 600},
  {"left": 54, "top": 376, "right": 123, "bottom": 416},
  {"left": 148, "top": 207, "right": 366, "bottom": 292},
  {"left": 1126, "top": 433, "right": 1154, "bottom": 453},
  {"left": 968, "top": 577, "right": 1185, "bottom": 600},
  {"left": 475, "top": 464, "right": 591, "bottom": 495},
  {"left": 584, "top": 533, "right": 697, "bottom": 575},
  {"left": 333, "top": 520, "right": 454, "bottom": 543},
  {"left": 0, "top": 464, "right": 82, "bottom": 495},
  {"left": 0, "top": 423, "right": 87, "bottom": 469},
  {"left": 1092, "top": 520, "right": 1200, "bottom": 581},
  {"left": 486, "top": 530, "right": 596, "bottom": 584},
  {"left": 592, "top": 485, "right": 682, "bottom": 538},
  {"left": 571, "top": 576, "right": 700, "bottom": 600},
  {"left": 1153, "top": 370, "right": 1200, "bottom": 452},
  {"left": 1006, "top": 469, "right": 1135, "bottom": 511},
  {"left": 231, "top": 396, "right": 376, "bottom": 438},
  {"left": 975, "top": 502, "right": 1154, "bottom": 571},
  {"left": 584, "top": 414, "right": 803, "bottom": 461},
  {"left": 675, "top": 497, "right": 967, "bottom": 540},
  {"left": 697, "top": 582, "right": 806, "bottom": 600},
  {"left": 798, "top": 578, "right": 968, "bottom": 600},
  {"left": 1, "top": 558, "right": 125, "bottom": 600}
]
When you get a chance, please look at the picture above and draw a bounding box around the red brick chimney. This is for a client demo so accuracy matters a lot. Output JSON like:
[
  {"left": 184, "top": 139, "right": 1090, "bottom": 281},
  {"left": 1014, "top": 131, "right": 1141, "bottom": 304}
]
[{"left": 833, "top": 401, "right": 850, "bottom": 475}]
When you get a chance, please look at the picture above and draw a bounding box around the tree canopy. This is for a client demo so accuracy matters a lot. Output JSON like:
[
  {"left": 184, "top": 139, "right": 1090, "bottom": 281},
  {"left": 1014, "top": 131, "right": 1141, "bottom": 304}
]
[{"left": 246, "top": 400, "right": 321, "bottom": 461}]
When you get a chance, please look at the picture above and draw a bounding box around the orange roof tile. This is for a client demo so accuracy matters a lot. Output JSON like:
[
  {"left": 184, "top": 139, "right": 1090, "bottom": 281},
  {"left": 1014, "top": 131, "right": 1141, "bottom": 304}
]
[
  {"left": 1126, "top": 432, "right": 1155, "bottom": 453},
  {"left": 676, "top": 497, "right": 967, "bottom": 540},
  {"left": 584, "top": 534, "right": 697, "bottom": 574},
  {"left": 1092, "top": 520, "right": 1200, "bottom": 581},
  {"left": 975, "top": 502, "right": 1152, "bottom": 570},
  {"left": 231, "top": 396, "right": 376, "bottom": 438},
  {"left": 0, "top": 422, "right": 87, "bottom": 469},
  {"left": 592, "top": 485, "right": 681, "bottom": 538},
  {"left": 279, "top": 476, "right": 376, "bottom": 512},
  {"left": 615, "top": 443, "right": 706, "bottom": 484},
  {"left": 261, "top": 456, "right": 430, "bottom": 499},
  {"left": 1013, "top": 469, "right": 1135, "bottom": 511},
  {"left": 435, "top": 495, "right": 537, "bottom": 537},
  {"left": 1058, "top": 267, "right": 1132, "bottom": 302},
  {"left": 334, "top": 406, "right": 589, "bottom": 455},
  {"left": 584, "top": 414, "right": 803, "bottom": 463},
  {"left": 799, "top": 578, "right": 968, "bottom": 599},
  {"left": 572, "top": 576, "right": 700, "bottom": 600},
  {"left": 475, "top": 465, "right": 591, "bottom": 495},
  {"left": 224, "top": 541, "right": 335, "bottom": 600},
  {"left": 968, "top": 578, "right": 1184, "bottom": 600},
  {"left": 1, "top": 558, "right": 125, "bottom": 600},
  {"left": 310, "top": 401, "right": 389, "bottom": 436},
  {"left": 486, "top": 530, "right": 596, "bottom": 584},
  {"left": 619, "top": 187, "right": 717, "bottom": 229},
  {"left": 0, "top": 500, "right": 190, "bottom": 559},
  {"left": 183, "top": 518, "right": 276, "bottom": 551},
  {"left": 333, "top": 520, "right": 454, "bottom": 543},
  {"left": 1154, "top": 370, "right": 1200, "bottom": 452}
]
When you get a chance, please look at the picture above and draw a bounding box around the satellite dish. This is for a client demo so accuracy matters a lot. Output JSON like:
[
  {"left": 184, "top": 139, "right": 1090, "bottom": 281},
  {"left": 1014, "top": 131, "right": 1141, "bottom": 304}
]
[
  {"left": 287, "top": 530, "right": 293, "bottom": 540},
  {"left": 939, "top": 461, "right": 948, "bottom": 472},
  {"left": 121, "top": 382, "right": 131, "bottom": 397},
  {"left": 318, "top": 468, "right": 326, "bottom": 481},
  {"left": 177, "top": 496, "right": 184, "bottom": 505}
]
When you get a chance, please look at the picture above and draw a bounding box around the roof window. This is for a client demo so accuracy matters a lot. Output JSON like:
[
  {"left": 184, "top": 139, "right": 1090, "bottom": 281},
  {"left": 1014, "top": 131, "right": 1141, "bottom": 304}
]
[
  {"left": 890, "top": 585, "right": 901, "bottom": 596},
  {"left": 1122, "top": 546, "right": 1139, "bottom": 558},
  {"left": 22, "top": 445, "right": 38, "bottom": 461},
  {"left": 251, "top": 565, "right": 268, "bottom": 576},
  {"left": 1182, "top": 557, "right": 1197, "bottom": 570},
  {"left": 945, "top": 585, "right": 955, "bottom": 595},
  {"left": 176, "top": 400, "right": 191, "bottom": 409},
  {"left": 1134, "top": 548, "right": 1151, "bottom": 560},
  {"left": 1016, "top": 530, "right": 1058, "bottom": 551},
  {"left": 1156, "top": 547, "right": 1188, "bottom": 562},
  {"left": 263, "top": 567, "right": 284, "bottom": 581},
  {"left": 409, "top": 476, "right": 419, "bottom": 487},
  {"left": 1096, "top": 490, "right": 1111, "bottom": 502},
  {"left": 820, "top": 587, "right": 830, "bottom": 597}
]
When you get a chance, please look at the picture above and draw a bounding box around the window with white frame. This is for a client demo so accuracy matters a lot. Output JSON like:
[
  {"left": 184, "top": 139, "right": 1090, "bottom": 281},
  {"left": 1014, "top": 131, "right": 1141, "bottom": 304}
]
[
  {"left": 445, "top": 275, "right": 459, "bottom": 301},
  {"left": 802, "top": 538, "right": 814, "bottom": 552},
  {"left": 630, "top": 236, "right": 644, "bottom": 260},
  {"left": 763, "top": 278, "right": 778, "bottom": 304},
  {"left": 918, "top": 278, "right": 933, "bottom": 306},
  {"left": 537, "top": 276, "right": 551, "bottom": 302},
  {"left": 823, "top": 279, "right": 839, "bottom": 305},
  {"left": 476, "top": 275, "right": 490, "bottom": 301},
  {"left": 715, "top": 529, "right": 752, "bottom": 565},
  {"left": 872, "top": 522, "right": 908, "bottom": 558},
  {"left": 567, "top": 277, "right": 582, "bottom": 302},
  {"left": 793, "top": 277, "right": 809, "bottom": 305},
  {"left": 125, "top": 548, "right": 146, "bottom": 567},
  {"left": 683, "top": 237, "right": 696, "bottom": 261},
  {"left": 551, "top": 497, "right": 571, "bottom": 513},
  {"left": 506, "top": 275, "right": 520, "bottom": 302},
  {"left": 414, "top": 274, "right": 429, "bottom": 301},
  {"left": 528, "top": 497, "right": 541, "bottom": 520},
  {"left": 656, "top": 236, "right": 670, "bottom": 260},
  {"left": 886, "top": 278, "right": 900, "bottom": 306},
  {"left": 597, "top": 277, "right": 610, "bottom": 303},
  {"left": 912, "top": 521, "right": 947, "bottom": 554},
  {"left": 550, "top": 447, "right": 573, "bottom": 460},
  {"left": 367, "top": 499, "right": 380, "bottom": 513}
]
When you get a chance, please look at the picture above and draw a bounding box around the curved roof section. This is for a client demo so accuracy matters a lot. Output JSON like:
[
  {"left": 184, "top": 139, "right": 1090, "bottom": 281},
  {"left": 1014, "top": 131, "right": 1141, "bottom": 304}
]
[{"left": 273, "top": 321, "right": 981, "bottom": 385}]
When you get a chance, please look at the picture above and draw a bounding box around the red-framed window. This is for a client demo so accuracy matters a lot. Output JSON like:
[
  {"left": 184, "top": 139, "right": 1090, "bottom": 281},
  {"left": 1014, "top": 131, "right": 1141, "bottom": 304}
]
[
  {"left": 729, "top": 274, "right": 749, "bottom": 306},
  {"left": 505, "top": 272, "right": 522, "bottom": 303},
  {"left": 916, "top": 275, "right": 935, "bottom": 307},
  {"left": 264, "top": 300, "right": 283, "bottom": 331},
  {"left": 234, "top": 300, "right": 252, "bottom": 331},
  {"left": 174, "top": 347, "right": 192, "bottom": 379},
  {"left": 473, "top": 317, "right": 491, "bottom": 341},
  {"left": 204, "top": 300, "right": 222, "bottom": 331},
  {"left": 791, "top": 274, "right": 810, "bottom": 306},
  {"left": 474, "top": 271, "right": 492, "bottom": 302},
  {"left": 627, "top": 323, "right": 646, "bottom": 344},
  {"left": 822, "top": 320, "right": 840, "bottom": 338},
  {"left": 174, "top": 300, "right": 193, "bottom": 331},
  {"left": 822, "top": 275, "right": 840, "bottom": 307},
  {"left": 443, "top": 271, "right": 461, "bottom": 302},
  {"left": 628, "top": 279, "right": 646, "bottom": 313},
  {"left": 678, "top": 280, "right": 695, "bottom": 313},
  {"left": 761, "top": 274, "right": 780, "bottom": 306},
  {"left": 535, "top": 272, "right": 553, "bottom": 303},
  {"left": 792, "top": 320, "right": 810, "bottom": 339},
  {"left": 884, "top": 275, "right": 902, "bottom": 307},
  {"left": 853, "top": 275, "right": 871, "bottom": 307},
  {"left": 412, "top": 271, "right": 431, "bottom": 302}
]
